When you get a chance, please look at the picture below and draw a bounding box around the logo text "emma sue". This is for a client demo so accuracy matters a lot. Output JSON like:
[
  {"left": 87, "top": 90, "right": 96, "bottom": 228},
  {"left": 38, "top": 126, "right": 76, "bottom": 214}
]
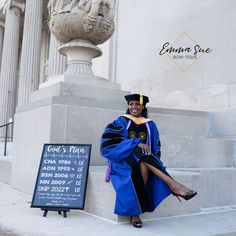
[{"left": 159, "top": 42, "right": 212, "bottom": 56}]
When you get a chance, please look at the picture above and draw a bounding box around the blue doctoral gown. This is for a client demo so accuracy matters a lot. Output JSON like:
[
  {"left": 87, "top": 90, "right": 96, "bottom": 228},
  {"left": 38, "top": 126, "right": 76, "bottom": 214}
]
[{"left": 100, "top": 115, "right": 171, "bottom": 216}]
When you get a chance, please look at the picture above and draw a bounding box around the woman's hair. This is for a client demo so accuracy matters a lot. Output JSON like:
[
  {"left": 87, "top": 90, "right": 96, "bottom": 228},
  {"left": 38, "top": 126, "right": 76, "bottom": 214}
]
[{"left": 126, "top": 107, "right": 149, "bottom": 118}]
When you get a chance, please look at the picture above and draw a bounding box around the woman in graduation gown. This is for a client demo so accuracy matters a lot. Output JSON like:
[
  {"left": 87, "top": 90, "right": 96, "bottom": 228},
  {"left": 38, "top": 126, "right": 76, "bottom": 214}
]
[{"left": 100, "top": 94, "right": 197, "bottom": 228}]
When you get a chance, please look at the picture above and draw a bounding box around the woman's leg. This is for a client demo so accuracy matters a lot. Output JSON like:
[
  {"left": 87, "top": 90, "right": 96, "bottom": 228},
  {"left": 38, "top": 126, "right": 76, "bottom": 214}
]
[
  {"left": 139, "top": 162, "right": 149, "bottom": 185},
  {"left": 129, "top": 162, "right": 148, "bottom": 228},
  {"left": 142, "top": 162, "right": 195, "bottom": 196}
]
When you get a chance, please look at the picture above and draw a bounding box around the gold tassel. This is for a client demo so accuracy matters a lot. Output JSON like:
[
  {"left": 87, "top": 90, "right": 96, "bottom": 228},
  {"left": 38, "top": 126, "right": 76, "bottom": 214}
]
[{"left": 140, "top": 95, "right": 143, "bottom": 105}]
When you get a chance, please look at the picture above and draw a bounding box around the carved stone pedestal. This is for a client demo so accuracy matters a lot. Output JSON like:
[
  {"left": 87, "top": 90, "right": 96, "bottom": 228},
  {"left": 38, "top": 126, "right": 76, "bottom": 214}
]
[{"left": 60, "top": 39, "right": 102, "bottom": 77}]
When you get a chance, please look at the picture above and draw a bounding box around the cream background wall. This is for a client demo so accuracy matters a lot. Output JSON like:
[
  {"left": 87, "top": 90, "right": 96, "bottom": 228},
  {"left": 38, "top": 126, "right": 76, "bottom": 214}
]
[{"left": 112, "top": 0, "right": 236, "bottom": 110}]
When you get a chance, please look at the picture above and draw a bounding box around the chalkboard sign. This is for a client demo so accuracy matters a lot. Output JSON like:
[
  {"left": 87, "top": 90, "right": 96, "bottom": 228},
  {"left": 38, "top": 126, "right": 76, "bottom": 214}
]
[{"left": 31, "top": 144, "right": 91, "bottom": 211}]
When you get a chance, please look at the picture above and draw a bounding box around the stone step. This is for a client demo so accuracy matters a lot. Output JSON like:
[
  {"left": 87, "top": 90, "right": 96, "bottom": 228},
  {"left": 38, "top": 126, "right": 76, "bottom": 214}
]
[
  {"left": 29, "top": 82, "right": 209, "bottom": 139},
  {"left": 85, "top": 166, "right": 201, "bottom": 222},
  {"left": 200, "top": 168, "right": 236, "bottom": 208},
  {"left": 0, "top": 157, "right": 12, "bottom": 184},
  {"left": 209, "top": 107, "right": 236, "bottom": 139},
  {"left": 3, "top": 134, "right": 234, "bottom": 169},
  {"left": 0, "top": 142, "right": 14, "bottom": 184},
  {"left": 16, "top": 94, "right": 211, "bottom": 168},
  {"left": 94, "top": 136, "right": 235, "bottom": 167},
  {"left": 78, "top": 107, "right": 209, "bottom": 166},
  {"left": 29, "top": 82, "right": 129, "bottom": 111},
  {"left": 159, "top": 167, "right": 236, "bottom": 210},
  {"left": 149, "top": 108, "right": 209, "bottom": 137},
  {"left": 85, "top": 166, "right": 236, "bottom": 223},
  {"left": 161, "top": 136, "right": 235, "bottom": 168},
  {"left": 0, "top": 142, "right": 13, "bottom": 157}
]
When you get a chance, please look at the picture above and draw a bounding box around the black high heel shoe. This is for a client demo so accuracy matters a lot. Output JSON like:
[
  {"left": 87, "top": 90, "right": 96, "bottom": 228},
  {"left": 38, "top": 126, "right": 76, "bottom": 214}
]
[
  {"left": 173, "top": 190, "right": 197, "bottom": 202},
  {"left": 130, "top": 216, "right": 143, "bottom": 228}
]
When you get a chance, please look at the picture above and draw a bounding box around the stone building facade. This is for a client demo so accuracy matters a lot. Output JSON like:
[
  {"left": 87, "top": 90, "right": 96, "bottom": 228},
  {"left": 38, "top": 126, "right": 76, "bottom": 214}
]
[{"left": 0, "top": 0, "right": 236, "bottom": 224}]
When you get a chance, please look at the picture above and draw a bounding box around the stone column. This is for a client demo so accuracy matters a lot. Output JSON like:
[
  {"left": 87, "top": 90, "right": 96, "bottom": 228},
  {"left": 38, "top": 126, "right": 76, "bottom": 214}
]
[
  {"left": 0, "top": 2, "right": 22, "bottom": 133},
  {"left": 17, "top": 0, "right": 43, "bottom": 106},
  {"left": 48, "top": 34, "right": 66, "bottom": 78},
  {"left": 0, "top": 21, "right": 5, "bottom": 71}
]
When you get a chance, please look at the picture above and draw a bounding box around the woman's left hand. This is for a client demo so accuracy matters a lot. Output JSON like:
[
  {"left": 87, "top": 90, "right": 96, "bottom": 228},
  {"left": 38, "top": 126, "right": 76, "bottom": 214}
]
[{"left": 137, "top": 143, "right": 151, "bottom": 155}]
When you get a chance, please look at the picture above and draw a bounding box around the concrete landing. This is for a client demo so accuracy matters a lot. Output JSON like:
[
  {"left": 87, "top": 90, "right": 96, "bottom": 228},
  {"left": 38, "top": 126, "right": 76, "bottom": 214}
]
[{"left": 1, "top": 183, "right": 236, "bottom": 236}]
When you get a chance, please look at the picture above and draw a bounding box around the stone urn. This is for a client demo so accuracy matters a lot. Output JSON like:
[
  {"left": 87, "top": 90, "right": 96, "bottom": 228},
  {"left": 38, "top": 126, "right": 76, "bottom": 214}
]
[{"left": 47, "top": 0, "right": 116, "bottom": 77}]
